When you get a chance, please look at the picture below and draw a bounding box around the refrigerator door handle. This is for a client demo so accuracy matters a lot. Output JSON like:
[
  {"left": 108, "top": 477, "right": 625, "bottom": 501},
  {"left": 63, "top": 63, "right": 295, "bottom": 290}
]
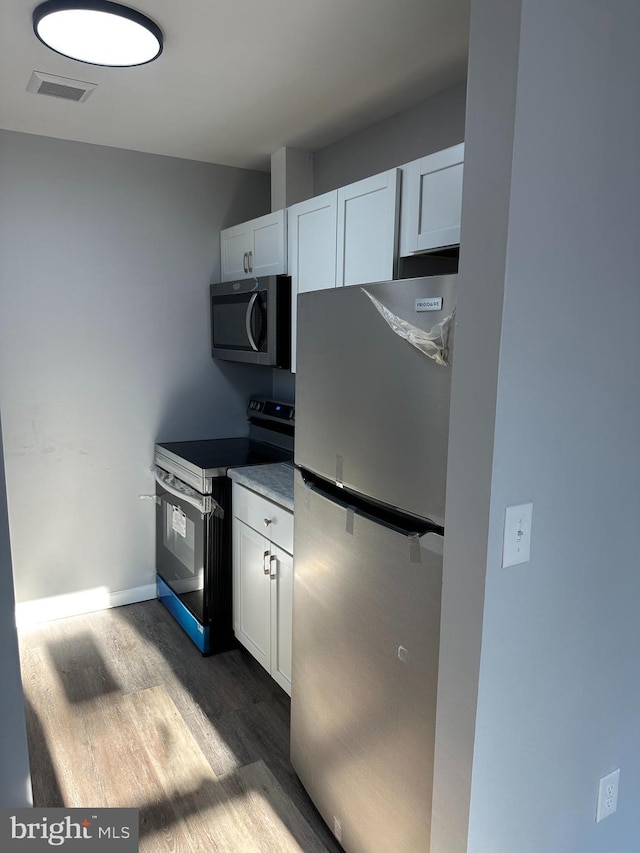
[
  {"left": 420, "top": 531, "right": 444, "bottom": 555},
  {"left": 302, "top": 473, "right": 443, "bottom": 543}
]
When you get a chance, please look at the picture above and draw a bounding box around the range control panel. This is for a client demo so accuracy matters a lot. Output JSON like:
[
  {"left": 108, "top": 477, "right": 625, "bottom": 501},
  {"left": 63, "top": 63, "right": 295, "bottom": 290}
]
[{"left": 248, "top": 398, "right": 295, "bottom": 425}]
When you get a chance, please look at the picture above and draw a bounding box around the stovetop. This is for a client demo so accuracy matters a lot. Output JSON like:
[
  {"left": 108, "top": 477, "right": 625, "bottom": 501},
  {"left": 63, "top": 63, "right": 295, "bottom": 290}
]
[
  {"left": 154, "top": 397, "right": 294, "bottom": 494},
  {"left": 157, "top": 437, "right": 291, "bottom": 473}
]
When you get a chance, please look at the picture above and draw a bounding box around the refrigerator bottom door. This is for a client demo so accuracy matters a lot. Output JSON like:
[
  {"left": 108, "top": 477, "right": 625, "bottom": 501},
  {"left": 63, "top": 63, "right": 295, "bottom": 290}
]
[{"left": 291, "top": 469, "right": 443, "bottom": 853}]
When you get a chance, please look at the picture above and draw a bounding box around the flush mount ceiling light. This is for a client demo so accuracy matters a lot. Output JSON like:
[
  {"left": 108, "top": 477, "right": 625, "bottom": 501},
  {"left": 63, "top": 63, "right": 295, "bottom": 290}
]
[{"left": 33, "top": 1, "right": 163, "bottom": 67}]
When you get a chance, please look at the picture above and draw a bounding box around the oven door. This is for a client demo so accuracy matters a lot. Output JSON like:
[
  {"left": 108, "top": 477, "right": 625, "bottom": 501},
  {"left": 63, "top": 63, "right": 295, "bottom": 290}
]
[{"left": 155, "top": 481, "right": 207, "bottom": 624}]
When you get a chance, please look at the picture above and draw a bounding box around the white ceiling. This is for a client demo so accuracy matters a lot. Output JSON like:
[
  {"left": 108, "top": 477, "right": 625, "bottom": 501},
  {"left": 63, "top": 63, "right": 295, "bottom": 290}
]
[{"left": 0, "top": 1, "right": 470, "bottom": 171}]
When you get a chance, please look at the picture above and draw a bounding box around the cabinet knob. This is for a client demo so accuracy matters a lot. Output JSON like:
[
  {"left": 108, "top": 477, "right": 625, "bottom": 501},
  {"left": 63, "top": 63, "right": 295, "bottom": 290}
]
[{"left": 263, "top": 518, "right": 272, "bottom": 527}]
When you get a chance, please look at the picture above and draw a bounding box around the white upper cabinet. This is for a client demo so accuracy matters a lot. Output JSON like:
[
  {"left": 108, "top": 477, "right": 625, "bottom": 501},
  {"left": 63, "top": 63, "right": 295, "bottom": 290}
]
[
  {"left": 287, "top": 191, "right": 338, "bottom": 373},
  {"left": 287, "top": 168, "right": 400, "bottom": 372},
  {"left": 252, "top": 211, "right": 286, "bottom": 277},
  {"left": 221, "top": 222, "right": 251, "bottom": 280},
  {"left": 218, "top": 147, "right": 462, "bottom": 368},
  {"left": 400, "top": 143, "right": 464, "bottom": 255},
  {"left": 337, "top": 168, "right": 400, "bottom": 287},
  {"left": 220, "top": 209, "right": 286, "bottom": 281},
  {"left": 287, "top": 191, "right": 338, "bottom": 295}
]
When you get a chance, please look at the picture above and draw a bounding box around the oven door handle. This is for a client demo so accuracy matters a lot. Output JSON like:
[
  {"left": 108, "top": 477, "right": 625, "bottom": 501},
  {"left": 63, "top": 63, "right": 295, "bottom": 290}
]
[
  {"left": 153, "top": 467, "right": 224, "bottom": 519},
  {"left": 245, "top": 292, "right": 260, "bottom": 352}
]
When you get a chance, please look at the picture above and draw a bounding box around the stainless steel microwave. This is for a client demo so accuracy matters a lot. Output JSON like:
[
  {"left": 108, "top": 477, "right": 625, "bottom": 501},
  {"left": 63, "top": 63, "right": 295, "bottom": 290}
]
[{"left": 210, "top": 275, "right": 291, "bottom": 369}]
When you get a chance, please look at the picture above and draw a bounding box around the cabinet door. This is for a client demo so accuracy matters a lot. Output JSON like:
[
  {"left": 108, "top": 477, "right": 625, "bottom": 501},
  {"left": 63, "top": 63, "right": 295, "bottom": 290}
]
[
  {"left": 221, "top": 222, "right": 251, "bottom": 281},
  {"left": 399, "top": 143, "right": 464, "bottom": 255},
  {"left": 233, "top": 519, "right": 270, "bottom": 674},
  {"left": 336, "top": 168, "right": 400, "bottom": 287},
  {"left": 270, "top": 546, "right": 293, "bottom": 696},
  {"left": 287, "top": 191, "right": 338, "bottom": 373},
  {"left": 249, "top": 210, "right": 287, "bottom": 277}
]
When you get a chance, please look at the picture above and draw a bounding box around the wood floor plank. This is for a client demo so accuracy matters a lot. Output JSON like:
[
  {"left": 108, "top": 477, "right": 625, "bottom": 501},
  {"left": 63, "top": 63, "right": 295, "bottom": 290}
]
[
  {"left": 223, "top": 760, "right": 332, "bottom": 853},
  {"left": 83, "top": 687, "right": 206, "bottom": 852},
  {"left": 19, "top": 601, "right": 343, "bottom": 853},
  {"left": 20, "top": 644, "right": 107, "bottom": 807}
]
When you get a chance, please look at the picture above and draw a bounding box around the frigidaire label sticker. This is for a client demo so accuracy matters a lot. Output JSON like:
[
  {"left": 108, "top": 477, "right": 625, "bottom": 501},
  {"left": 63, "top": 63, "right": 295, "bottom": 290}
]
[
  {"left": 0, "top": 808, "right": 138, "bottom": 851},
  {"left": 415, "top": 297, "right": 443, "bottom": 312}
]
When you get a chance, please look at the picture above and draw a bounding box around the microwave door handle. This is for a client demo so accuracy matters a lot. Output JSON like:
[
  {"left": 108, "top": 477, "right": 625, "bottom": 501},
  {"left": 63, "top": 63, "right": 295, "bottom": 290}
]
[{"left": 245, "top": 292, "right": 259, "bottom": 351}]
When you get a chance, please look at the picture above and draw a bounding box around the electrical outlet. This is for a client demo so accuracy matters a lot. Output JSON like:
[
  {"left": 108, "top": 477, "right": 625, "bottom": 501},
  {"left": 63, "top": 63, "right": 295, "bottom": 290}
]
[{"left": 596, "top": 768, "right": 620, "bottom": 822}]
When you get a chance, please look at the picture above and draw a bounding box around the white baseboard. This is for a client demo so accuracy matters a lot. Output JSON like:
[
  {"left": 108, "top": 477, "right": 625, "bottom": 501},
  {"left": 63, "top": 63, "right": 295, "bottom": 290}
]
[{"left": 15, "top": 583, "right": 157, "bottom": 628}]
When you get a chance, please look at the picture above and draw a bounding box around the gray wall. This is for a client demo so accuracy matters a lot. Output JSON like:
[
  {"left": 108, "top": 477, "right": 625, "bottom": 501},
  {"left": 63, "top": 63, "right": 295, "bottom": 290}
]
[
  {"left": 272, "top": 369, "right": 295, "bottom": 404},
  {"left": 429, "top": 1, "right": 521, "bottom": 849},
  {"left": 435, "top": 1, "right": 640, "bottom": 851},
  {"left": 312, "top": 81, "right": 466, "bottom": 194},
  {"left": 0, "top": 130, "right": 272, "bottom": 607},
  {"left": 0, "top": 417, "right": 32, "bottom": 805}
]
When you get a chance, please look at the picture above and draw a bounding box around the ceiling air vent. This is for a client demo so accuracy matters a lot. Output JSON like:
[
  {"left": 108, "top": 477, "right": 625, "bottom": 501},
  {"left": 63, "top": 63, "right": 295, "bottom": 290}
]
[{"left": 26, "top": 71, "right": 96, "bottom": 103}]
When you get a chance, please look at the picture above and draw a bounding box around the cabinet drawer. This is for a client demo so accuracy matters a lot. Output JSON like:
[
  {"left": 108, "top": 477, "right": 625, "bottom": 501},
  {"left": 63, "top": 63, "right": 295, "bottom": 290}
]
[{"left": 233, "top": 483, "right": 293, "bottom": 553}]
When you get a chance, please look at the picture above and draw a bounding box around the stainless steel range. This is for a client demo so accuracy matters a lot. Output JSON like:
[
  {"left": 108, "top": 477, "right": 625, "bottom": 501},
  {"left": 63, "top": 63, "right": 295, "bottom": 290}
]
[{"left": 154, "top": 399, "right": 294, "bottom": 654}]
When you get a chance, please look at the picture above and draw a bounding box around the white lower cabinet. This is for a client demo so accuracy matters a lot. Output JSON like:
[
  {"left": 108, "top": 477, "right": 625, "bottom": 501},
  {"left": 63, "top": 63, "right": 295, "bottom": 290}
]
[
  {"left": 270, "top": 545, "right": 293, "bottom": 693},
  {"left": 232, "top": 483, "right": 293, "bottom": 695}
]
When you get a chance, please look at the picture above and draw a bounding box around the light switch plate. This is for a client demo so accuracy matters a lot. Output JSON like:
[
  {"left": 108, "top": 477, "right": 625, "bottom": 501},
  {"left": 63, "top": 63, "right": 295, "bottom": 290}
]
[{"left": 502, "top": 503, "right": 533, "bottom": 568}]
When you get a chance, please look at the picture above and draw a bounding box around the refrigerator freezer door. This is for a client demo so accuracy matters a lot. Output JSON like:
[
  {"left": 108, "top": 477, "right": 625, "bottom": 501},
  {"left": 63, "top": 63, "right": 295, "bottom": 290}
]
[
  {"left": 295, "top": 275, "right": 456, "bottom": 526},
  {"left": 290, "top": 470, "right": 442, "bottom": 853}
]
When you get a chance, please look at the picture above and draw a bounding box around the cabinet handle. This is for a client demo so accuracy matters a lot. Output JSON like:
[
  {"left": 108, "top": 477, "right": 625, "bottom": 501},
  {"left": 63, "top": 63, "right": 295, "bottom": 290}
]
[
  {"left": 243, "top": 252, "right": 248, "bottom": 274},
  {"left": 263, "top": 550, "right": 270, "bottom": 574},
  {"left": 263, "top": 518, "right": 272, "bottom": 527},
  {"left": 270, "top": 553, "right": 277, "bottom": 579},
  {"left": 248, "top": 250, "right": 253, "bottom": 272}
]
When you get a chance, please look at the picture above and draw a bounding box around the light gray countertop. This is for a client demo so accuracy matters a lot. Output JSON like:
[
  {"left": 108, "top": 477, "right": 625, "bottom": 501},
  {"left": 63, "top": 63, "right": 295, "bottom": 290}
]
[{"left": 227, "top": 462, "right": 295, "bottom": 511}]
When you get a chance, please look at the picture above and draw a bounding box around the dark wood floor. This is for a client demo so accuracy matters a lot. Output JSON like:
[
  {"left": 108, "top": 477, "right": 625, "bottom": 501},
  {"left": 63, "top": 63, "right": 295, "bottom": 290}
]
[{"left": 18, "top": 600, "right": 343, "bottom": 853}]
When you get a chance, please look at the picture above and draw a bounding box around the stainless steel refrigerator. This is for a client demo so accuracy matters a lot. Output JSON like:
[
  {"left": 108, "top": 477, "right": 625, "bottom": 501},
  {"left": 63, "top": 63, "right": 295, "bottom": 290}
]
[{"left": 291, "top": 275, "right": 456, "bottom": 853}]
